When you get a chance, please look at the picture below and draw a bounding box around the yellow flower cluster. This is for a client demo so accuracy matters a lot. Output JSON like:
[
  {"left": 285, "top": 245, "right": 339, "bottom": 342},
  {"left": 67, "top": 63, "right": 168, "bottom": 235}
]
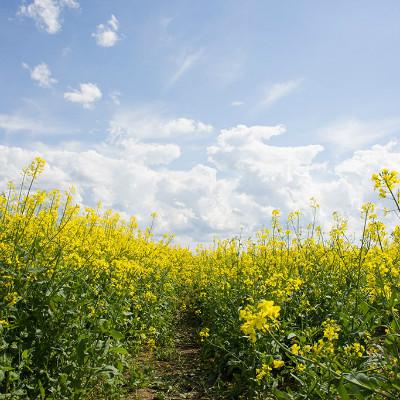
[
  {"left": 344, "top": 342, "right": 365, "bottom": 358},
  {"left": 372, "top": 169, "right": 400, "bottom": 198},
  {"left": 322, "top": 319, "right": 341, "bottom": 341},
  {"left": 240, "top": 300, "right": 281, "bottom": 342},
  {"left": 199, "top": 327, "right": 210, "bottom": 341},
  {"left": 256, "top": 359, "right": 285, "bottom": 381}
]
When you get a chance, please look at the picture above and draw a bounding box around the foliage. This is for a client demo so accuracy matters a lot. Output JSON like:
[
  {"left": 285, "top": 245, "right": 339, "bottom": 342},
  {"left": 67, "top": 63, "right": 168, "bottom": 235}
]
[
  {"left": 194, "top": 170, "right": 400, "bottom": 398},
  {"left": 1, "top": 159, "right": 400, "bottom": 399},
  {"left": 0, "top": 158, "right": 191, "bottom": 399}
]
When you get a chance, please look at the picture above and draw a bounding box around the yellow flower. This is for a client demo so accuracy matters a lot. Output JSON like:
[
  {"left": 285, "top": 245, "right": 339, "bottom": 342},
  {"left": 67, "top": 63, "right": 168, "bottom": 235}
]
[
  {"left": 240, "top": 300, "right": 280, "bottom": 342},
  {"left": 199, "top": 328, "right": 210, "bottom": 341},
  {"left": 5, "top": 292, "right": 21, "bottom": 306},
  {"left": 291, "top": 343, "right": 301, "bottom": 355},
  {"left": 0, "top": 320, "right": 10, "bottom": 328},
  {"left": 256, "top": 364, "right": 272, "bottom": 380},
  {"left": 257, "top": 300, "right": 281, "bottom": 319},
  {"left": 25, "top": 157, "right": 46, "bottom": 177},
  {"left": 322, "top": 319, "right": 340, "bottom": 341},
  {"left": 344, "top": 342, "right": 365, "bottom": 358},
  {"left": 296, "top": 363, "right": 306, "bottom": 372},
  {"left": 273, "top": 359, "right": 284, "bottom": 369}
]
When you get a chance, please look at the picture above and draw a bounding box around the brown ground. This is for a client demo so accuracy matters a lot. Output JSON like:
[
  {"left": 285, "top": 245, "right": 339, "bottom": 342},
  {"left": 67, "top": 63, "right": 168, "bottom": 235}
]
[{"left": 124, "top": 326, "right": 214, "bottom": 400}]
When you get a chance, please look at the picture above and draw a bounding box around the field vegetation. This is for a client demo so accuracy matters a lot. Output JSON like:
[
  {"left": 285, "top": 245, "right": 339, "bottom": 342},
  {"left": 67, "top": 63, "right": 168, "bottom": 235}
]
[{"left": 1, "top": 158, "right": 400, "bottom": 399}]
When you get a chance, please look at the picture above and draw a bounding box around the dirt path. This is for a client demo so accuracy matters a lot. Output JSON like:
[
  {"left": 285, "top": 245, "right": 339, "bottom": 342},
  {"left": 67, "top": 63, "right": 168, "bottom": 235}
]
[{"left": 124, "top": 325, "right": 214, "bottom": 400}]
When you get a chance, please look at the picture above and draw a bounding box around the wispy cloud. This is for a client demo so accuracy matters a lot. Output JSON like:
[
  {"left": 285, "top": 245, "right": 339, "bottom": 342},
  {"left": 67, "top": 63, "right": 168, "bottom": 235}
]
[
  {"left": 18, "top": 0, "right": 79, "bottom": 34},
  {"left": 109, "top": 91, "right": 122, "bottom": 106},
  {"left": 0, "top": 113, "right": 55, "bottom": 134},
  {"left": 22, "top": 62, "right": 57, "bottom": 88},
  {"left": 92, "top": 14, "right": 120, "bottom": 47},
  {"left": 319, "top": 118, "right": 400, "bottom": 151},
  {"left": 169, "top": 49, "right": 204, "bottom": 87},
  {"left": 64, "top": 83, "right": 102, "bottom": 109},
  {"left": 108, "top": 107, "right": 213, "bottom": 141},
  {"left": 263, "top": 79, "right": 303, "bottom": 106}
]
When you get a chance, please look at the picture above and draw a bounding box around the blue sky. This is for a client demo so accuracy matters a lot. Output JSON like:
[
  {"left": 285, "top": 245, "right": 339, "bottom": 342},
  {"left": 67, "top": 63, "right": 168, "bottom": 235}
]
[{"left": 1, "top": 1, "right": 400, "bottom": 244}]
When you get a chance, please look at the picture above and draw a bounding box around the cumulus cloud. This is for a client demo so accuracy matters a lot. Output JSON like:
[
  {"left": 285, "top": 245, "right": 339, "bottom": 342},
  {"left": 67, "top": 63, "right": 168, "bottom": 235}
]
[
  {"left": 108, "top": 108, "right": 213, "bottom": 141},
  {"left": 1, "top": 124, "right": 399, "bottom": 245},
  {"left": 0, "top": 144, "right": 187, "bottom": 233},
  {"left": 22, "top": 62, "right": 57, "bottom": 88},
  {"left": 208, "top": 124, "right": 285, "bottom": 150},
  {"left": 0, "top": 143, "right": 266, "bottom": 242},
  {"left": 263, "top": 79, "right": 303, "bottom": 106},
  {"left": 64, "top": 83, "right": 102, "bottom": 109},
  {"left": 92, "top": 15, "right": 120, "bottom": 47},
  {"left": 18, "top": 0, "right": 79, "bottom": 34},
  {"left": 208, "top": 124, "right": 325, "bottom": 214},
  {"left": 105, "top": 139, "right": 181, "bottom": 166},
  {"left": 319, "top": 118, "right": 400, "bottom": 151}
]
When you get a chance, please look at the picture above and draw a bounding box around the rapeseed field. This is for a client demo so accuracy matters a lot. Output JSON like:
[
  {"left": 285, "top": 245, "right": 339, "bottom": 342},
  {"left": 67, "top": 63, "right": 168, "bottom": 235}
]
[{"left": 1, "top": 158, "right": 400, "bottom": 399}]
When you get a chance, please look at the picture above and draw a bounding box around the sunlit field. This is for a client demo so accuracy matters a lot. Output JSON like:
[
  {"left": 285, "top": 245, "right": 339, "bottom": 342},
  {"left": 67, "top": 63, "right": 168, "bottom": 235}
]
[{"left": 1, "top": 158, "right": 399, "bottom": 399}]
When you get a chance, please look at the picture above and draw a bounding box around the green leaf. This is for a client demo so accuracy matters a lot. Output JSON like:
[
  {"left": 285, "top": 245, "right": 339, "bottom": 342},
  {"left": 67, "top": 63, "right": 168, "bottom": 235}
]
[
  {"left": 21, "top": 349, "right": 30, "bottom": 360},
  {"left": 77, "top": 337, "right": 88, "bottom": 366},
  {"left": 98, "top": 365, "right": 120, "bottom": 376},
  {"left": 342, "top": 373, "right": 375, "bottom": 395},
  {"left": 109, "top": 346, "right": 128, "bottom": 355},
  {"left": 109, "top": 329, "right": 124, "bottom": 341},
  {"left": 337, "top": 382, "right": 350, "bottom": 400},
  {"left": 38, "top": 380, "right": 45, "bottom": 399},
  {"left": 273, "top": 389, "right": 292, "bottom": 399}
]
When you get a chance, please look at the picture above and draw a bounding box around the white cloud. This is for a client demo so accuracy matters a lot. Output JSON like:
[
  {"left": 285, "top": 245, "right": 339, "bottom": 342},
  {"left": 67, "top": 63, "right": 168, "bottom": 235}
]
[
  {"left": 18, "top": 0, "right": 79, "bottom": 34},
  {"left": 209, "top": 124, "right": 285, "bottom": 150},
  {"left": 64, "top": 83, "right": 102, "bottom": 109},
  {"left": 326, "top": 141, "right": 400, "bottom": 226},
  {"left": 109, "top": 14, "right": 118, "bottom": 30},
  {"left": 92, "top": 14, "right": 120, "bottom": 47},
  {"left": 208, "top": 124, "right": 325, "bottom": 213},
  {"left": 231, "top": 101, "right": 244, "bottom": 107},
  {"left": 169, "top": 49, "right": 203, "bottom": 87},
  {"left": 263, "top": 79, "right": 303, "bottom": 106},
  {"left": 0, "top": 114, "right": 44, "bottom": 133},
  {"left": 108, "top": 108, "right": 213, "bottom": 140},
  {"left": 319, "top": 118, "right": 400, "bottom": 151},
  {"left": 22, "top": 62, "right": 57, "bottom": 88},
  {"left": 0, "top": 135, "right": 258, "bottom": 243},
  {"left": 106, "top": 139, "right": 181, "bottom": 166},
  {"left": 0, "top": 113, "right": 67, "bottom": 136},
  {"left": 0, "top": 144, "right": 198, "bottom": 239},
  {"left": 1, "top": 123, "right": 399, "bottom": 245},
  {"left": 60, "top": 0, "right": 79, "bottom": 7}
]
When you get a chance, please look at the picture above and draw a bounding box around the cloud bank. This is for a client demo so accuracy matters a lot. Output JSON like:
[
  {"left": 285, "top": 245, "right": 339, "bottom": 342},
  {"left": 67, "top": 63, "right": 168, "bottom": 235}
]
[{"left": 1, "top": 122, "right": 399, "bottom": 246}]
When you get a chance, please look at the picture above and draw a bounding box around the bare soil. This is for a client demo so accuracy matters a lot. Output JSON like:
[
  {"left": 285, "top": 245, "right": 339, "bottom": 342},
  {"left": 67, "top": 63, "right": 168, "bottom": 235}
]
[{"left": 124, "top": 325, "right": 214, "bottom": 400}]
